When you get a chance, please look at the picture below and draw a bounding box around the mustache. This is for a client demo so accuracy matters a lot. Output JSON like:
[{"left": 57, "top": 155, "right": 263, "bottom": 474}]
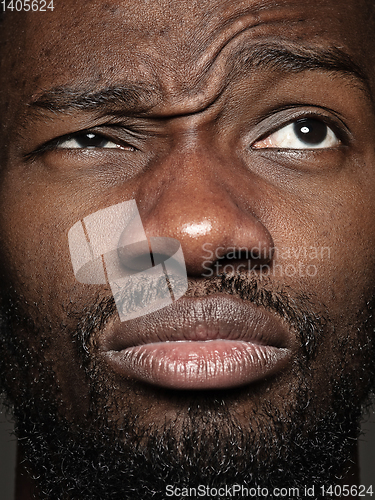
[{"left": 74, "top": 271, "right": 328, "bottom": 361}]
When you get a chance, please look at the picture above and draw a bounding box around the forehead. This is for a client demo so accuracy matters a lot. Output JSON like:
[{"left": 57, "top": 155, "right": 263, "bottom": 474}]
[{"left": 1, "top": 0, "right": 374, "bottom": 105}]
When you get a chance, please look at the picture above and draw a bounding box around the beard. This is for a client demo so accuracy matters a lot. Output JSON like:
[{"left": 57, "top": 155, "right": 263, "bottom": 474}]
[{"left": 0, "top": 272, "right": 375, "bottom": 500}]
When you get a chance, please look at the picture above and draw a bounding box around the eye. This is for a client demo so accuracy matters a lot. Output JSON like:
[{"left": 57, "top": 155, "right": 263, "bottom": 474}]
[
  {"left": 252, "top": 118, "right": 340, "bottom": 150},
  {"left": 56, "top": 132, "right": 126, "bottom": 149}
]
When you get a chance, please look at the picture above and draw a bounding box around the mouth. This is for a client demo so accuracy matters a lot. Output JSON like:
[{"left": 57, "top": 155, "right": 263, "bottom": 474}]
[{"left": 100, "top": 295, "right": 294, "bottom": 390}]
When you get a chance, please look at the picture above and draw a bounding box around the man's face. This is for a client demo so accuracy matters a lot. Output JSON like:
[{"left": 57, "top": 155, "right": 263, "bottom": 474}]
[{"left": 1, "top": 0, "right": 375, "bottom": 497}]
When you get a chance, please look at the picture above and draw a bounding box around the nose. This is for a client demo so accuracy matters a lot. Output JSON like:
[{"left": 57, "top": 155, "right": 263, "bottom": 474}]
[{"left": 136, "top": 146, "right": 274, "bottom": 277}]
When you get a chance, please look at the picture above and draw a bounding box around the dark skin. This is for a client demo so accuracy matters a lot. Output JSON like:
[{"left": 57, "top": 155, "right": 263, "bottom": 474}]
[{"left": 1, "top": 0, "right": 375, "bottom": 497}]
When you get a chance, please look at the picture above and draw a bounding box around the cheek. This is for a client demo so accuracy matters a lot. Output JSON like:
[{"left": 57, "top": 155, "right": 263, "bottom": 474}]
[
  {"left": 285, "top": 168, "right": 375, "bottom": 312},
  {"left": 319, "top": 191, "right": 375, "bottom": 309},
  {"left": 0, "top": 172, "right": 78, "bottom": 323}
]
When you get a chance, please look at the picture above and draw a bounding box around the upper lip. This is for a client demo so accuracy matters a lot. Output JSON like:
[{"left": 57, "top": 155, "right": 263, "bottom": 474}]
[{"left": 100, "top": 294, "right": 294, "bottom": 352}]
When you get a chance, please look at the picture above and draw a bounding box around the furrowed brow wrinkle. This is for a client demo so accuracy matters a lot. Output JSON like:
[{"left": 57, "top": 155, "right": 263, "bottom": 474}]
[
  {"left": 28, "top": 84, "right": 159, "bottom": 114},
  {"left": 27, "top": 44, "right": 370, "bottom": 119}
]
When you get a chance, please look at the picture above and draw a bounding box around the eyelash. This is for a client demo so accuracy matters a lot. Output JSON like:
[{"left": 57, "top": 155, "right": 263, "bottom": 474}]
[
  {"left": 25, "top": 130, "right": 137, "bottom": 160},
  {"left": 58, "top": 132, "right": 136, "bottom": 150},
  {"left": 250, "top": 110, "right": 349, "bottom": 150},
  {"left": 252, "top": 117, "right": 342, "bottom": 150}
]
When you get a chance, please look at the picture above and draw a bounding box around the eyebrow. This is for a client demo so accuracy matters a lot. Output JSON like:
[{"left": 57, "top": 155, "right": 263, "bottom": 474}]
[
  {"left": 28, "top": 43, "right": 371, "bottom": 115},
  {"left": 29, "top": 83, "right": 158, "bottom": 114},
  {"left": 232, "top": 42, "right": 370, "bottom": 93}
]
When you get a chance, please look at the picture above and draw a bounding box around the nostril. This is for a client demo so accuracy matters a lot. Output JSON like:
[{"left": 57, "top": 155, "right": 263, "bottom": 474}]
[
  {"left": 117, "top": 240, "right": 153, "bottom": 272},
  {"left": 117, "top": 236, "right": 186, "bottom": 277}
]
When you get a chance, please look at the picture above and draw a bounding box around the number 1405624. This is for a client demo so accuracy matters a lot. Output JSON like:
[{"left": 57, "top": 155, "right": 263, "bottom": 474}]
[
  {"left": 321, "top": 485, "right": 373, "bottom": 497},
  {"left": 1, "top": 0, "right": 54, "bottom": 12}
]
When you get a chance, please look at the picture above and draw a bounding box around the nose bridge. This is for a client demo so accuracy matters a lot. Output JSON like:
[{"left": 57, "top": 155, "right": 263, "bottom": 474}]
[
  {"left": 141, "top": 144, "right": 236, "bottom": 228},
  {"left": 138, "top": 144, "right": 273, "bottom": 275}
]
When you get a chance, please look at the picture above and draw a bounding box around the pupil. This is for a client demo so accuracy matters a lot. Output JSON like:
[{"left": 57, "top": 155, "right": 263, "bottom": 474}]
[
  {"left": 293, "top": 119, "right": 328, "bottom": 145},
  {"left": 77, "top": 133, "right": 107, "bottom": 148}
]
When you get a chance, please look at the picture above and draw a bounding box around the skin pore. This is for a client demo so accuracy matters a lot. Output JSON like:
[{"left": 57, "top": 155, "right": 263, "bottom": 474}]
[{"left": 1, "top": 0, "right": 375, "bottom": 498}]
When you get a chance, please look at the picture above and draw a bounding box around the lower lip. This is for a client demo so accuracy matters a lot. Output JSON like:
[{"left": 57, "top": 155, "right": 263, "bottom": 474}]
[{"left": 105, "top": 340, "right": 290, "bottom": 390}]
